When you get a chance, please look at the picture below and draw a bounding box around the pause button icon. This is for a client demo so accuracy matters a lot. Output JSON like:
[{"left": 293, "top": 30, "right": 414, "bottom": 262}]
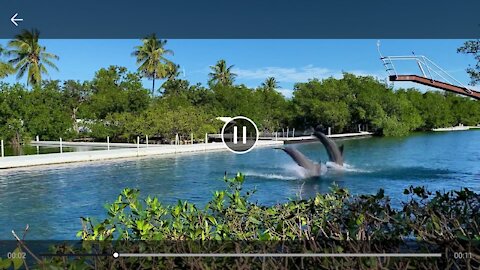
[
  {"left": 233, "top": 126, "right": 247, "bottom": 144},
  {"left": 221, "top": 116, "right": 259, "bottom": 154}
]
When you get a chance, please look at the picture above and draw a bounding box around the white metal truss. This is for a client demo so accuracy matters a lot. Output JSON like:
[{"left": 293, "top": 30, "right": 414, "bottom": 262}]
[{"left": 377, "top": 41, "right": 473, "bottom": 94}]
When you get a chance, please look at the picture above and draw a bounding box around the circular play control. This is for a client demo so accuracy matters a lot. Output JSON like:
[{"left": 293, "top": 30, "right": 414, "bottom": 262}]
[{"left": 221, "top": 116, "right": 259, "bottom": 154}]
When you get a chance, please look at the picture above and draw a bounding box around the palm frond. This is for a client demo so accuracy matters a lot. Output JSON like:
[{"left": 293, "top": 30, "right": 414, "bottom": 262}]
[{"left": 6, "top": 29, "right": 58, "bottom": 85}]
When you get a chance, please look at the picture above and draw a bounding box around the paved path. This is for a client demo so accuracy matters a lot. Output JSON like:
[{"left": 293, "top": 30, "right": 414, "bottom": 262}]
[
  {"left": 1, "top": 131, "right": 374, "bottom": 169},
  {"left": 433, "top": 125, "right": 480, "bottom": 132},
  {"left": 31, "top": 141, "right": 145, "bottom": 148},
  {"left": 0, "top": 140, "right": 283, "bottom": 169},
  {"left": 261, "top": 131, "right": 373, "bottom": 142}
]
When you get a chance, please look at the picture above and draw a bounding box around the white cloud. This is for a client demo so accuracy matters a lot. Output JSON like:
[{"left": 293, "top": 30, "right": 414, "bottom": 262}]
[
  {"left": 233, "top": 65, "right": 332, "bottom": 82},
  {"left": 233, "top": 65, "right": 383, "bottom": 83},
  {"left": 232, "top": 65, "right": 387, "bottom": 98}
]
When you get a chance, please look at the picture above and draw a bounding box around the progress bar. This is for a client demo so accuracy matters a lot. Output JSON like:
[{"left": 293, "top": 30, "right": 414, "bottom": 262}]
[{"left": 113, "top": 252, "right": 442, "bottom": 258}]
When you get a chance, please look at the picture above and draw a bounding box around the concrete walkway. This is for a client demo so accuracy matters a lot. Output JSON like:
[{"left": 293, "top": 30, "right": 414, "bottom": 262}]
[
  {"left": 31, "top": 141, "right": 145, "bottom": 148},
  {"left": 432, "top": 125, "right": 480, "bottom": 132},
  {"left": 1, "top": 131, "right": 374, "bottom": 169},
  {"left": 0, "top": 140, "right": 283, "bottom": 169},
  {"left": 261, "top": 131, "right": 373, "bottom": 142}
]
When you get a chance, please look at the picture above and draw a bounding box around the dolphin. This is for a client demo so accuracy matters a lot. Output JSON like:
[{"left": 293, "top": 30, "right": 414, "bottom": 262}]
[
  {"left": 313, "top": 132, "right": 344, "bottom": 166},
  {"left": 280, "top": 131, "right": 344, "bottom": 177},
  {"left": 281, "top": 147, "right": 324, "bottom": 177}
]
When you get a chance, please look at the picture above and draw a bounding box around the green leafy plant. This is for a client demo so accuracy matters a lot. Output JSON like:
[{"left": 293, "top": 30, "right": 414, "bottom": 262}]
[{"left": 2, "top": 174, "right": 478, "bottom": 269}]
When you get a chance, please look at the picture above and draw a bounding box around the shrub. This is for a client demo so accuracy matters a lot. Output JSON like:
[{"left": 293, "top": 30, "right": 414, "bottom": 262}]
[{"left": 2, "top": 174, "right": 479, "bottom": 269}]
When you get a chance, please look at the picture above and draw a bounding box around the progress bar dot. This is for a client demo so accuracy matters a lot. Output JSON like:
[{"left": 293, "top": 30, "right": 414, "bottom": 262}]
[{"left": 113, "top": 252, "right": 119, "bottom": 258}]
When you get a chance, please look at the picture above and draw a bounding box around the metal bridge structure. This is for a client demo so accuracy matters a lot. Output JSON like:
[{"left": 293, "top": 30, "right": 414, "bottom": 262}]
[{"left": 377, "top": 42, "right": 480, "bottom": 100}]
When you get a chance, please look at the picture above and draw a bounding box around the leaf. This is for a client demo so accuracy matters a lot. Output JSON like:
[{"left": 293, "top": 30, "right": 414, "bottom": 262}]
[
  {"left": 207, "top": 216, "right": 217, "bottom": 225},
  {"left": 248, "top": 216, "right": 261, "bottom": 225},
  {"left": 259, "top": 231, "right": 271, "bottom": 240},
  {"left": 12, "top": 247, "right": 23, "bottom": 270},
  {"left": 0, "top": 258, "right": 12, "bottom": 269},
  {"left": 356, "top": 214, "right": 365, "bottom": 226},
  {"left": 314, "top": 196, "right": 322, "bottom": 206}
]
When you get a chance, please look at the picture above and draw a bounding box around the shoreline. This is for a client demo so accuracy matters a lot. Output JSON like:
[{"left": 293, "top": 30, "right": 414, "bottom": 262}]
[
  {"left": 0, "top": 141, "right": 282, "bottom": 170},
  {"left": 0, "top": 132, "right": 373, "bottom": 170},
  {"left": 432, "top": 125, "right": 480, "bottom": 132}
]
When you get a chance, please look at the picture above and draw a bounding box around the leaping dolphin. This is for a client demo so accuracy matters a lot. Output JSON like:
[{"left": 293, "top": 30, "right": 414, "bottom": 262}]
[
  {"left": 313, "top": 132, "right": 344, "bottom": 166},
  {"left": 281, "top": 131, "right": 344, "bottom": 177},
  {"left": 281, "top": 147, "right": 325, "bottom": 177}
]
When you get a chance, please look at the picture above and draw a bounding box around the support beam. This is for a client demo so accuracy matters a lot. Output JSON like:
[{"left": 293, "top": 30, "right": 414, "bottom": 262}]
[{"left": 390, "top": 75, "right": 480, "bottom": 100}]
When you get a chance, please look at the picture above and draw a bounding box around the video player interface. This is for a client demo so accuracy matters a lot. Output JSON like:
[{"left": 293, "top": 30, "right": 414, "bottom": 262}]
[{"left": 0, "top": 0, "right": 479, "bottom": 269}]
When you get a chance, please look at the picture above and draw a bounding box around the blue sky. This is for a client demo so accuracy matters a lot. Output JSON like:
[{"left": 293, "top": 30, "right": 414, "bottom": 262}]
[{"left": 0, "top": 39, "right": 476, "bottom": 97}]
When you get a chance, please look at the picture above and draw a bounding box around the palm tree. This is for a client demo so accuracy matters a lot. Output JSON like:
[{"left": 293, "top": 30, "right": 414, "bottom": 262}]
[
  {"left": 261, "top": 77, "right": 279, "bottom": 91},
  {"left": 165, "top": 63, "right": 181, "bottom": 81},
  {"left": 132, "top": 34, "right": 173, "bottom": 96},
  {"left": 7, "top": 29, "right": 59, "bottom": 86},
  {"left": 0, "top": 45, "right": 14, "bottom": 79},
  {"left": 208, "top": 59, "right": 236, "bottom": 86}
]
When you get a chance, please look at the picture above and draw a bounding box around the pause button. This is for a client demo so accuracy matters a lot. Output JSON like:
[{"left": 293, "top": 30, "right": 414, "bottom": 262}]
[{"left": 221, "top": 116, "right": 259, "bottom": 154}]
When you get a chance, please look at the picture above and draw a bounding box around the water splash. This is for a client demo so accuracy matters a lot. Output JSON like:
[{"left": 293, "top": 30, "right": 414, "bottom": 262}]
[
  {"left": 282, "top": 163, "right": 310, "bottom": 178},
  {"left": 244, "top": 171, "right": 299, "bottom": 180},
  {"left": 326, "top": 162, "right": 373, "bottom": 173},
  {"left": 244, "top": 161, "right": 372, "bottom": 181}
]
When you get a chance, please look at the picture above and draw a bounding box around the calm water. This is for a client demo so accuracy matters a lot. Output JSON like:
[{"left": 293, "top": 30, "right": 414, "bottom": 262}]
[
  {"left": 3, "top": 145, "right": 115, "bottom": 156},
  {"left": 1, "top": 131, "right": 479, "bottom": 239},
  {"left": 3, "top": 145, "right": 76, "bottom": 156}
]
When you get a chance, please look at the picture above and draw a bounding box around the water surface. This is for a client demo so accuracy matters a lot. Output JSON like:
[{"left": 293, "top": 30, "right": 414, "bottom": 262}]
[
  {"left": 2, "top": 145, "right": 119, "bottom": 156},
  {"left": 0, "top": 131, "right": 479, "bottom": 239}
]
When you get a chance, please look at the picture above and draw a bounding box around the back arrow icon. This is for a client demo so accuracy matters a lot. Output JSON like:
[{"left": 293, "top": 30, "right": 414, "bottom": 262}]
[{"left": 11, "top": 13, "right": 23, "bottom": 26}]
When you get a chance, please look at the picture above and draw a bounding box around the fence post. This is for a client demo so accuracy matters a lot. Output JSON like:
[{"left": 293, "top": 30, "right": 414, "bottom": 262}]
[
  {"left": 175, "top": 133, "right": 179, "bottom": 145},
  {"left": 1, "top": 140, "right": 3, "bottom": 157},
  {"left": 136, "top": 136, "right": 140, "bottom": 155},
  {"left": 107, "top": 136, "right": 110, "bottom": 150},
  {"left": 328, "top": 127, "right": 331, "bottom": 136},
  {"left": 36, "top": 135, "right": 39, "bottom": 142},
  {"left": 293, "top": 128, "right": 295, "bottom": 138},
  {"left": 60, "top": 138, "right": 63, "bottom": 153},
  {"left": 205, "top": 133, "right": 208, "bottom": 144},
  {"left": 146, "top": 135, "right": 149, "bottom": 148},
  {"left": 191, "top": 133, "right": 193, "bottom": 144}
]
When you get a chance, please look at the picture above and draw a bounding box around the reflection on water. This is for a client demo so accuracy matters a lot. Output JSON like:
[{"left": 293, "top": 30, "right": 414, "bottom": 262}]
[
  {"left": 2, "top": 144, "right": 114, "bottom": 156},
  {"left": 0, "top": 130, "right": 479, "bottom": 239},
  {"left": 4, "top": 145, "right": 75, "bottom": 156}
]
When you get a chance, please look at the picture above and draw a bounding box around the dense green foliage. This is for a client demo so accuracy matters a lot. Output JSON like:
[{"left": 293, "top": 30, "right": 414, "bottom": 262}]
[
  {"left": 458, "top": 40, "right": 480, "bottom": 85},
  {"left": 1, "top": 71, "right": 480, "bottom": 145},
  {"left": 293, "top": 74, "right": 480, "bottom": 136},
  {"left": 2, "top": 174, "right": 478, "bottom": 269},
  {"left": 1, "top": 36, "right": 480, "bottom": 145}
]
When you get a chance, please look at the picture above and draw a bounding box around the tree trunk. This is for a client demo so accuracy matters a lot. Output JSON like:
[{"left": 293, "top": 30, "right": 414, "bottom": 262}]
[
  {"left": 11, "top": 129, "right": 21, "bottom": 148},
  {"left": 72, "top": 107, "right": 79, "bottom": 133},
  {"left": 152, "top": 77, "right": 155, "bottom": 97}
]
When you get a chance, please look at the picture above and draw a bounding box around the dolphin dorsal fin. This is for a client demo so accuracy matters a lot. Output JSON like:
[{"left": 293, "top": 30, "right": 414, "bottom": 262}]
[{"left": 339, "top": 145, "right": 344, "bottom": 155}]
